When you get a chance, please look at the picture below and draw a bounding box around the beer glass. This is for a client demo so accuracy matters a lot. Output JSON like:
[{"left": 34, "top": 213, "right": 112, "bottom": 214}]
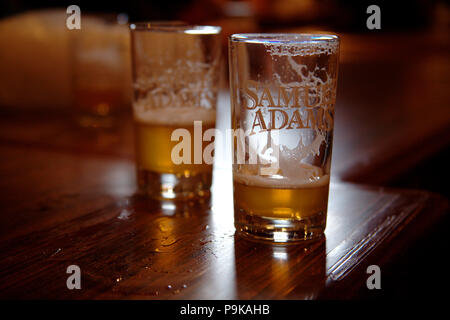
[
  {"left": 229, "top": 34, "right": 339, "bottom": 242},
  {"left": 130, "top": 23, "right": 222, "bottom": 200},
  {"left": 71, "top": 15, "right": 130, "bottom": 128}
]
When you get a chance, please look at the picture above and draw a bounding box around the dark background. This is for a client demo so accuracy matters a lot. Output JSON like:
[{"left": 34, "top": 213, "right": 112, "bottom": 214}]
[{"left": 0, "top": 0, "right": 440, "bottom": 32}]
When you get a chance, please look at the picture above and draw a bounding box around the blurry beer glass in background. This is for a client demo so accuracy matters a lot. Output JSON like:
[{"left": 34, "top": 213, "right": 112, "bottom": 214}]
[
  {"left": 71, "top": 15, "right": 130, "bottom": 128},
  {"left": 130, "top": 23, "right": 222, "bottom": 200},
  {"left": 229, "top": 34, "right": 339, "bottom": 242}
]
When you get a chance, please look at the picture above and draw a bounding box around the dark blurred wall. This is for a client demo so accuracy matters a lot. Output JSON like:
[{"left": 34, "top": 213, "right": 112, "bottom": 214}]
[
  {"left": 0, "top": 0, "right": 440, "bottom": 32},
  {"left": 0, "top": 0, "right": 192, "bottom": 20},
  {"left": 251, "top": 0, "right": 437, "bottom": 31}
]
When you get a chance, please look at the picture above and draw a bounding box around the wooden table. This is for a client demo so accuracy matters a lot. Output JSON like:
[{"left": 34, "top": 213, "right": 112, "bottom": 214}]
[
  {"left": 0, "top": 139, "right": 447, "bottom": 299},
  {"left": 331, "top": 32, "right": 450, "bottom": 185},
  {"left": 0, "top": 31, "right": 449, "bottom": 299}
]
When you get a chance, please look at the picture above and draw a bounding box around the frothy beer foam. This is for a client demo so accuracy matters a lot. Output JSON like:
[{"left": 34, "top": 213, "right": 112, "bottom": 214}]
[
  {"left": 133, "top": 102, "right": 216, "bottom": 126},
  {"left": 234, "top": 163, "right": 329, "bottom": 189}
]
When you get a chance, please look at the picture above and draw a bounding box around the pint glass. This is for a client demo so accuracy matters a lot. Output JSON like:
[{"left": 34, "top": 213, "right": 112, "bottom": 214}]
[
  {"left": 229, "top": 34, "right": 339, "bottom": 242},
  {"left": 130, "top": 23, "right": 222, "bottom": 200},
  {"left": 71, "top": 15, "right": 130, "bottom": 128}
]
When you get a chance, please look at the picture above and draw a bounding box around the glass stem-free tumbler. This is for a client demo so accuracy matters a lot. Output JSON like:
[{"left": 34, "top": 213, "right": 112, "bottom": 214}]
[{"left": 229, "top": 34, "right": 340, "bottom": 242}]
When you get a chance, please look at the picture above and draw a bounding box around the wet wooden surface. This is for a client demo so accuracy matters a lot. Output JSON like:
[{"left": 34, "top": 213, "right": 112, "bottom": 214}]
[{"left": 0, "top": 142, "right": 447, "bottom": 299}]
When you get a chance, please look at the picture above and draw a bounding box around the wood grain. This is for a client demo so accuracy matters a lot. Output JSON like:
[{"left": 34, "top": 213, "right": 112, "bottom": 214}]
[{"left": 0, "top": 146, "right": 446, "bottom": 299}]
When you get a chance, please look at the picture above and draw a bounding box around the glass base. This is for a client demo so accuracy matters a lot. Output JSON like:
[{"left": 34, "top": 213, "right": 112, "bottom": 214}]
[
  {"left": 137, "top": 169, "right": 212, "bottom": 201},
  {"left": 234, "top": 209, "right": 326, "bottom": 243},
  {"left": 74, "top": 114, "right": 116, "bottom": 129}
]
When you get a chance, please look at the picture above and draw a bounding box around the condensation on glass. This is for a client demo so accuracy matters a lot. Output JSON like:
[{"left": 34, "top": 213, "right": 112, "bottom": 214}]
[{"left": 229, "top": 33, "right": 340, "bottom": 242}]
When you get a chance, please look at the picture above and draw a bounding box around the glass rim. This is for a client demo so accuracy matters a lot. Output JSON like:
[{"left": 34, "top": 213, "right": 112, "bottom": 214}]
[
  {"left": 129, "top": 22, "right": 221, "bottom": 35},
  {"left": 229, "top": 33, "right": 339, "bottom": 44}
]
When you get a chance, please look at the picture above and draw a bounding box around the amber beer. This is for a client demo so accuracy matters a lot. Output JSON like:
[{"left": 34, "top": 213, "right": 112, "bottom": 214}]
[
  {"left": 134, "top": 106, "right": 216, "bottom": 199},
  {"left": 229, "top": 33, "right": 340, "bottom": 242},
  {"left": 233, "top": 169, "right": 329, "bottom": 220},
  {"left": 73, "top": 86, "right": 123, "bottom": 127},
  {"left": 233, "top": 163, "right": 330, "bottom": 241}
]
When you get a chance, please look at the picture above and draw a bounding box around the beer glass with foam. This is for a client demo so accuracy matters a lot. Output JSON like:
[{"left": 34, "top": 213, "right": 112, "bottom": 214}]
[
  {"left": 130, "top": 23, "right": 222, "bottom": 200},
  {"left": 229, "top": 34, "right": 339, "bottom": 242}
]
